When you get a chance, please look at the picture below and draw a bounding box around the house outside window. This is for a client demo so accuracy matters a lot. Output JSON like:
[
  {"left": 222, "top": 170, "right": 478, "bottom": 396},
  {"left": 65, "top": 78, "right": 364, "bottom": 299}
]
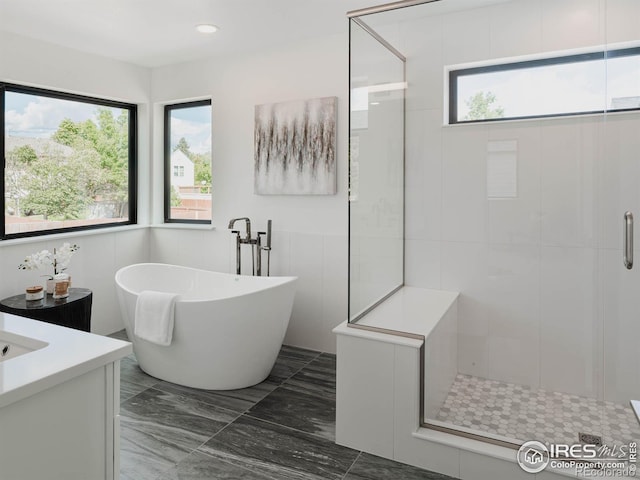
[
  {"left": 164, "top": 100, "right": 212, "bottom": 223},
  {"left": 173, "top": 164, "right": 186, "bottom": 178},
  {"left": 2, "top": 83, "right": 137, "bottom": 239}
]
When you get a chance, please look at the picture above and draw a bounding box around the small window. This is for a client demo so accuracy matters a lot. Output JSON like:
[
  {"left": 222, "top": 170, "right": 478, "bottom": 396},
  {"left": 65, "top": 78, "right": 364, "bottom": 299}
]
[
  {"left": 164, "top": 100, "right": 212, "bottom": 224},
  {"left": 2, "top": 83, "right": 137, "bottom": 239},
  {"left": 448, "top": 46, "right": 640, "bottom": 124}
]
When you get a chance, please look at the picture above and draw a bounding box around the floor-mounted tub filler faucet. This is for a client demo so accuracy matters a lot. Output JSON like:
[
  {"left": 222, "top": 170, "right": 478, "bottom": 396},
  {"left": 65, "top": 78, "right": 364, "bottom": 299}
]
[{"left": 228, "top": 217, "right": 272, "bottom": 276}]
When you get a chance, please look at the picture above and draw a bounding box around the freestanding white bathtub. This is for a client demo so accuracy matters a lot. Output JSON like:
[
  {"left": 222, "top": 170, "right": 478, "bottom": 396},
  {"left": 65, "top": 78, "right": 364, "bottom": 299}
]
[{"left": 114, "top": 263, "right": 297, "bottom": 390}]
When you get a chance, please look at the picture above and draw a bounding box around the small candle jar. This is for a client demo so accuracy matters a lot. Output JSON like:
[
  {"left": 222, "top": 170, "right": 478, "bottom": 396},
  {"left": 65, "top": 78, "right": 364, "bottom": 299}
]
[
  {"left": 25, "top": 285, "right": 44, "bottom": 301},
  {"left": 53, "top": 273, "right": 70, "bottom": 299}
]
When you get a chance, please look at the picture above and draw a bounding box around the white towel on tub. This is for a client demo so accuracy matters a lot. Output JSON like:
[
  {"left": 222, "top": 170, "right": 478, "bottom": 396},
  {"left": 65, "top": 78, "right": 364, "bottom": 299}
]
[{"left": 134, "top": 290, "right": 179, "bottom": 346}]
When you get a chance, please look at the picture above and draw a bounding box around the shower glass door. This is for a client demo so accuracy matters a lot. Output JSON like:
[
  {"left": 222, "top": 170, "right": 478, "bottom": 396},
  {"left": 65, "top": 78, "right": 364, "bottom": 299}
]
[
  {"left": 417, "top": 0, "right": 640, "bottom": 454},
  {"left": 600, "top": 0, "right": 640, "bottom": 451}
]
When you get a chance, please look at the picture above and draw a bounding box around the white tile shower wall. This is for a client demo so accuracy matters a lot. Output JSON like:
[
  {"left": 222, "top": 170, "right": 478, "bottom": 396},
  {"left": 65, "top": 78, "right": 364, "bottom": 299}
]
[
  {"left": 488, "top": 0, "right": 542, "bottom": 59},
  {"left": 424, "top": 302, "right": 458, "bottom": 420},
  {"left": 540, "top": 119, "right": 599, "bottom": 248},
  {"left": 601, "top": 249, "right": 640, "bottom": 404},
  {"left": 405, "top": 108, "right": 442, "bottom": 242},
  {"left": 150, "top": 34, "right": 349, "bottom": 353},
  {"left": 600, "top": 114, "right": 640, "bottom": 251},
  {"left": 403, "top": 0, "right": 640, "bottom": 401},
  {"left": 403, "top": 15, "right": 443, "bottom": 113},
  {"left": 0, "top": 30, "right": 151, "bottom": 335},
  {"left": 487, "top": 123, "right": 541, "bottom": 246},
  {"left": 441, "top": 126, "right": 489, "bottom": 244},
  {"left": 605, "top": 0, "right": 640, "bottom": 45},
  {"left": 540, "top": 246, "right": 601, "bottom": 397},
  {"left": 540, "top": 0, "right": 604, "bottom": 52}
]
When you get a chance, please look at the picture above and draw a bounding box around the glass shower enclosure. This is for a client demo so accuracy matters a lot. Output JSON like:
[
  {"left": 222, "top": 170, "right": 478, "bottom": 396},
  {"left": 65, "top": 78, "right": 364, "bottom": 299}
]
[
  {"left": 348, "top": 0, "right": 640, "bottom": 454},
  {"left": 348, "top": 17, "right": 405, "bottom": 322}
]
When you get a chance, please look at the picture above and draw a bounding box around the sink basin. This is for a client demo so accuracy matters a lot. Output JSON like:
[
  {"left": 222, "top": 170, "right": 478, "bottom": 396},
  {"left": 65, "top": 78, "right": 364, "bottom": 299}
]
[{"left": 0, "top": 331, "right": 48, "bottom": 362}]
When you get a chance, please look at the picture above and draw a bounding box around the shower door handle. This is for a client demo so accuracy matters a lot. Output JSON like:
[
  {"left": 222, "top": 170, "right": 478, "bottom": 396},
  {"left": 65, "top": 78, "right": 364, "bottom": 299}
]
[{"left": 624, "top": 211, "right": 633, "bottom": 270}]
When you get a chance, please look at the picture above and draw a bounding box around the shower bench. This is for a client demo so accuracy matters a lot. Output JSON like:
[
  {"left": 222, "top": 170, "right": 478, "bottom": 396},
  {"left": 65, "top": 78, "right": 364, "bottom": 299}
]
[
  {"left": 333, "top": 286, "right": 579, "bottom": 480},
  {"left": 333, "top": 286, "right": 459, "bottom": 464}
]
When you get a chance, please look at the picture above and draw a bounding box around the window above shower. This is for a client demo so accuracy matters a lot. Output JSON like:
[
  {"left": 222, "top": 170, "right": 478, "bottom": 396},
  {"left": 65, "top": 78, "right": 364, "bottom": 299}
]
[{"left": 448, "top": 45, "right": 640, "bottom": 124}]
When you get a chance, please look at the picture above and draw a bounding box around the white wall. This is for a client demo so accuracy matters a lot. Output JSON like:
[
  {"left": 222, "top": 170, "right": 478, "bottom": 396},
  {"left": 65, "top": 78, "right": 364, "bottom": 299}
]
[
  {"left": 0, "top": 31, "right": 152, "bottom": 334},
  {"left": 149, "top": 34, "right": 349, "bottom": 353},
  {"left": 398, "top": 0, "right": 640, "bottom": 403}
]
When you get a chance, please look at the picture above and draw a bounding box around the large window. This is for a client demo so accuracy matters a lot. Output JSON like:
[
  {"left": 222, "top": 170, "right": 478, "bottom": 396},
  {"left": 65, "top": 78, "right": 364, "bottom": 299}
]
[
  {"left": 2, "top": 84, "right": 136, "bottom": 239},
  {"left": 164, "top": 100, "right": 212, "bottom": 224},
  {"left": 449, "top": 46, "right": 640, "bottom": 124}
]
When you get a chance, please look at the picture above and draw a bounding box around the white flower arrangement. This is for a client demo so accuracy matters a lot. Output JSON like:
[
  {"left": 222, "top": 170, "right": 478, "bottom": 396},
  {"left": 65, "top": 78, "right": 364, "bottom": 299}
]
[{"left": 18, "top": 243, "right": 80, "bottom": 278}]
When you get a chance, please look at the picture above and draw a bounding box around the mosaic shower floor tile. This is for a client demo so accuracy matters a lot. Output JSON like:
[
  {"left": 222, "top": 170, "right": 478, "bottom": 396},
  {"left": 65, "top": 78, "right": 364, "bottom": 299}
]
[{"left": 434, "top": 374, "right": 640, "bottom": 448}]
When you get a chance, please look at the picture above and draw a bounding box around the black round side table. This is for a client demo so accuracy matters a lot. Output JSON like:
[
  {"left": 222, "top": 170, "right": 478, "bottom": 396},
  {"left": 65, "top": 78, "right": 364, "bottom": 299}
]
[{"left": 0, "top": 287, "right": 92, "bottom": 332}]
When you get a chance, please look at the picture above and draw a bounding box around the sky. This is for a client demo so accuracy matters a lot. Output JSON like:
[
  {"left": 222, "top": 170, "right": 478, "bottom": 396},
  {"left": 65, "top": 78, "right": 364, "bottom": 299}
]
[
  {"left": 168, "top": 104, "right": 212, "bottom": 154},
  {"left": 5, "top": 92, "right": 212, "bottom": 154},
  {"left": 5, "top": 92, "right": 100, "bottom": 138}
]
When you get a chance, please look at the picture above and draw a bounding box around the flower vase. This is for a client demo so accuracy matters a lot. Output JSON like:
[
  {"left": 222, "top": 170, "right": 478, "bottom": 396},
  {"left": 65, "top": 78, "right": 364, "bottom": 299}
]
[
  {"left": 46, "top": 279, "right": 55, "bottom": 295},
  {"left": 53, "top": 273, "right": 70, "bottom": 299}
]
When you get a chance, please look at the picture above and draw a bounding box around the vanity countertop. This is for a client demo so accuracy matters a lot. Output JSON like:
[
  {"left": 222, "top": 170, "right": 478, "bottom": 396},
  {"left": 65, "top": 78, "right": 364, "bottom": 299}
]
[{"left": 0, "top": 312, "right": 132, "bottom": 408}]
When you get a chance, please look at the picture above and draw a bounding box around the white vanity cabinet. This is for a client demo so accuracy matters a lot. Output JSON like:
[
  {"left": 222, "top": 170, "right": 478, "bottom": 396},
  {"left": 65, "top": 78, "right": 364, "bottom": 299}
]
[{"left": 0, "top": 314, "right": 131, "bottom": 480}]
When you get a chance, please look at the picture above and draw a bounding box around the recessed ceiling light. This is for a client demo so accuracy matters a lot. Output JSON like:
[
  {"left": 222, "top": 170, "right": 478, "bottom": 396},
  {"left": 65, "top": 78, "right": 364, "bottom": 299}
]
[{"left": 196, "top": 24, "right": 219, "bottom": 34}]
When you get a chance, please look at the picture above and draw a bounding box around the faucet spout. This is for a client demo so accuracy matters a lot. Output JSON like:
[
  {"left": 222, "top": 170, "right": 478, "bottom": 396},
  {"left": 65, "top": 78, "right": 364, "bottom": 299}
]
[{"left": 228, "top": 217, "right": 252, "bottom": 241}]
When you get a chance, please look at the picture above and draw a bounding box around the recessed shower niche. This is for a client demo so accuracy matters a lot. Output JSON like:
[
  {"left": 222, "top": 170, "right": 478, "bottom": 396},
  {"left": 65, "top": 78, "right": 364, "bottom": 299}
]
[{"left": 344, "top": 0, "right": 640, "bottom": 466}]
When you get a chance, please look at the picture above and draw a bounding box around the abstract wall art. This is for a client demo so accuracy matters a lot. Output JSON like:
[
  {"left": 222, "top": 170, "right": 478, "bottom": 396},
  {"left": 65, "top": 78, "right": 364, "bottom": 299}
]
[{"left": 254, "top": 96, "right": 337, "bottom": 195}]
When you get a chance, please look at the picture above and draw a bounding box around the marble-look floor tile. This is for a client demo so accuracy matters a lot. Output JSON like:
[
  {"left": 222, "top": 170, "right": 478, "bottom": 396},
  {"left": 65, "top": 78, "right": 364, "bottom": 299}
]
[
  {"left": 120, "top": 377, "right": 149, "bottom": 403},
  {"left": 248, "top": 385, "right": 336, "bottom": 440},
  {"left": 278, "top": 344, "right": 322, "bottom": 362},
  {"left": 199, "top": 415, "right": 359, "bottom": 480},
  {"left": 120, "top": 356, "right": 160, "bottom": 389},
  {"left": 282, "top": 353, "right": 336, "bottom": 399},
  {"left": 108, "top": 328, "right": 129, "bottom": 341},
  {"left": 120, "top": 388, "right": 237, "bottom": 478},
  {"left": 121, "top": 387, "right": 238, "bottom": 434},
  {"left": 154, "top": 379, "right": 278, "bottom": 414},
  {"left": 311, "top": 352, "right": 336, "bottom": 368},
  {"left": 267, "top": 353, "right": 316, "bottom": 384},
  {"left": 345, "top": 453, "right": 457, "bottom": 480},
  {"left": 116, "top": 344, "right": 456, "bottom": 480},
  {"left": 158, "top": 451, "right": 274, "bottom": 480},
  {"left": 119, "top": 433, "right": 176, "bottom": 480}
]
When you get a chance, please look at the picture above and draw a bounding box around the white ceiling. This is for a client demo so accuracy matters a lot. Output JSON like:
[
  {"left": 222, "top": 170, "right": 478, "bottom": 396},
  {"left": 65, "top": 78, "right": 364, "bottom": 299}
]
[{"left": 0, "top": 0, "right": 380, "bottom": 68}]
